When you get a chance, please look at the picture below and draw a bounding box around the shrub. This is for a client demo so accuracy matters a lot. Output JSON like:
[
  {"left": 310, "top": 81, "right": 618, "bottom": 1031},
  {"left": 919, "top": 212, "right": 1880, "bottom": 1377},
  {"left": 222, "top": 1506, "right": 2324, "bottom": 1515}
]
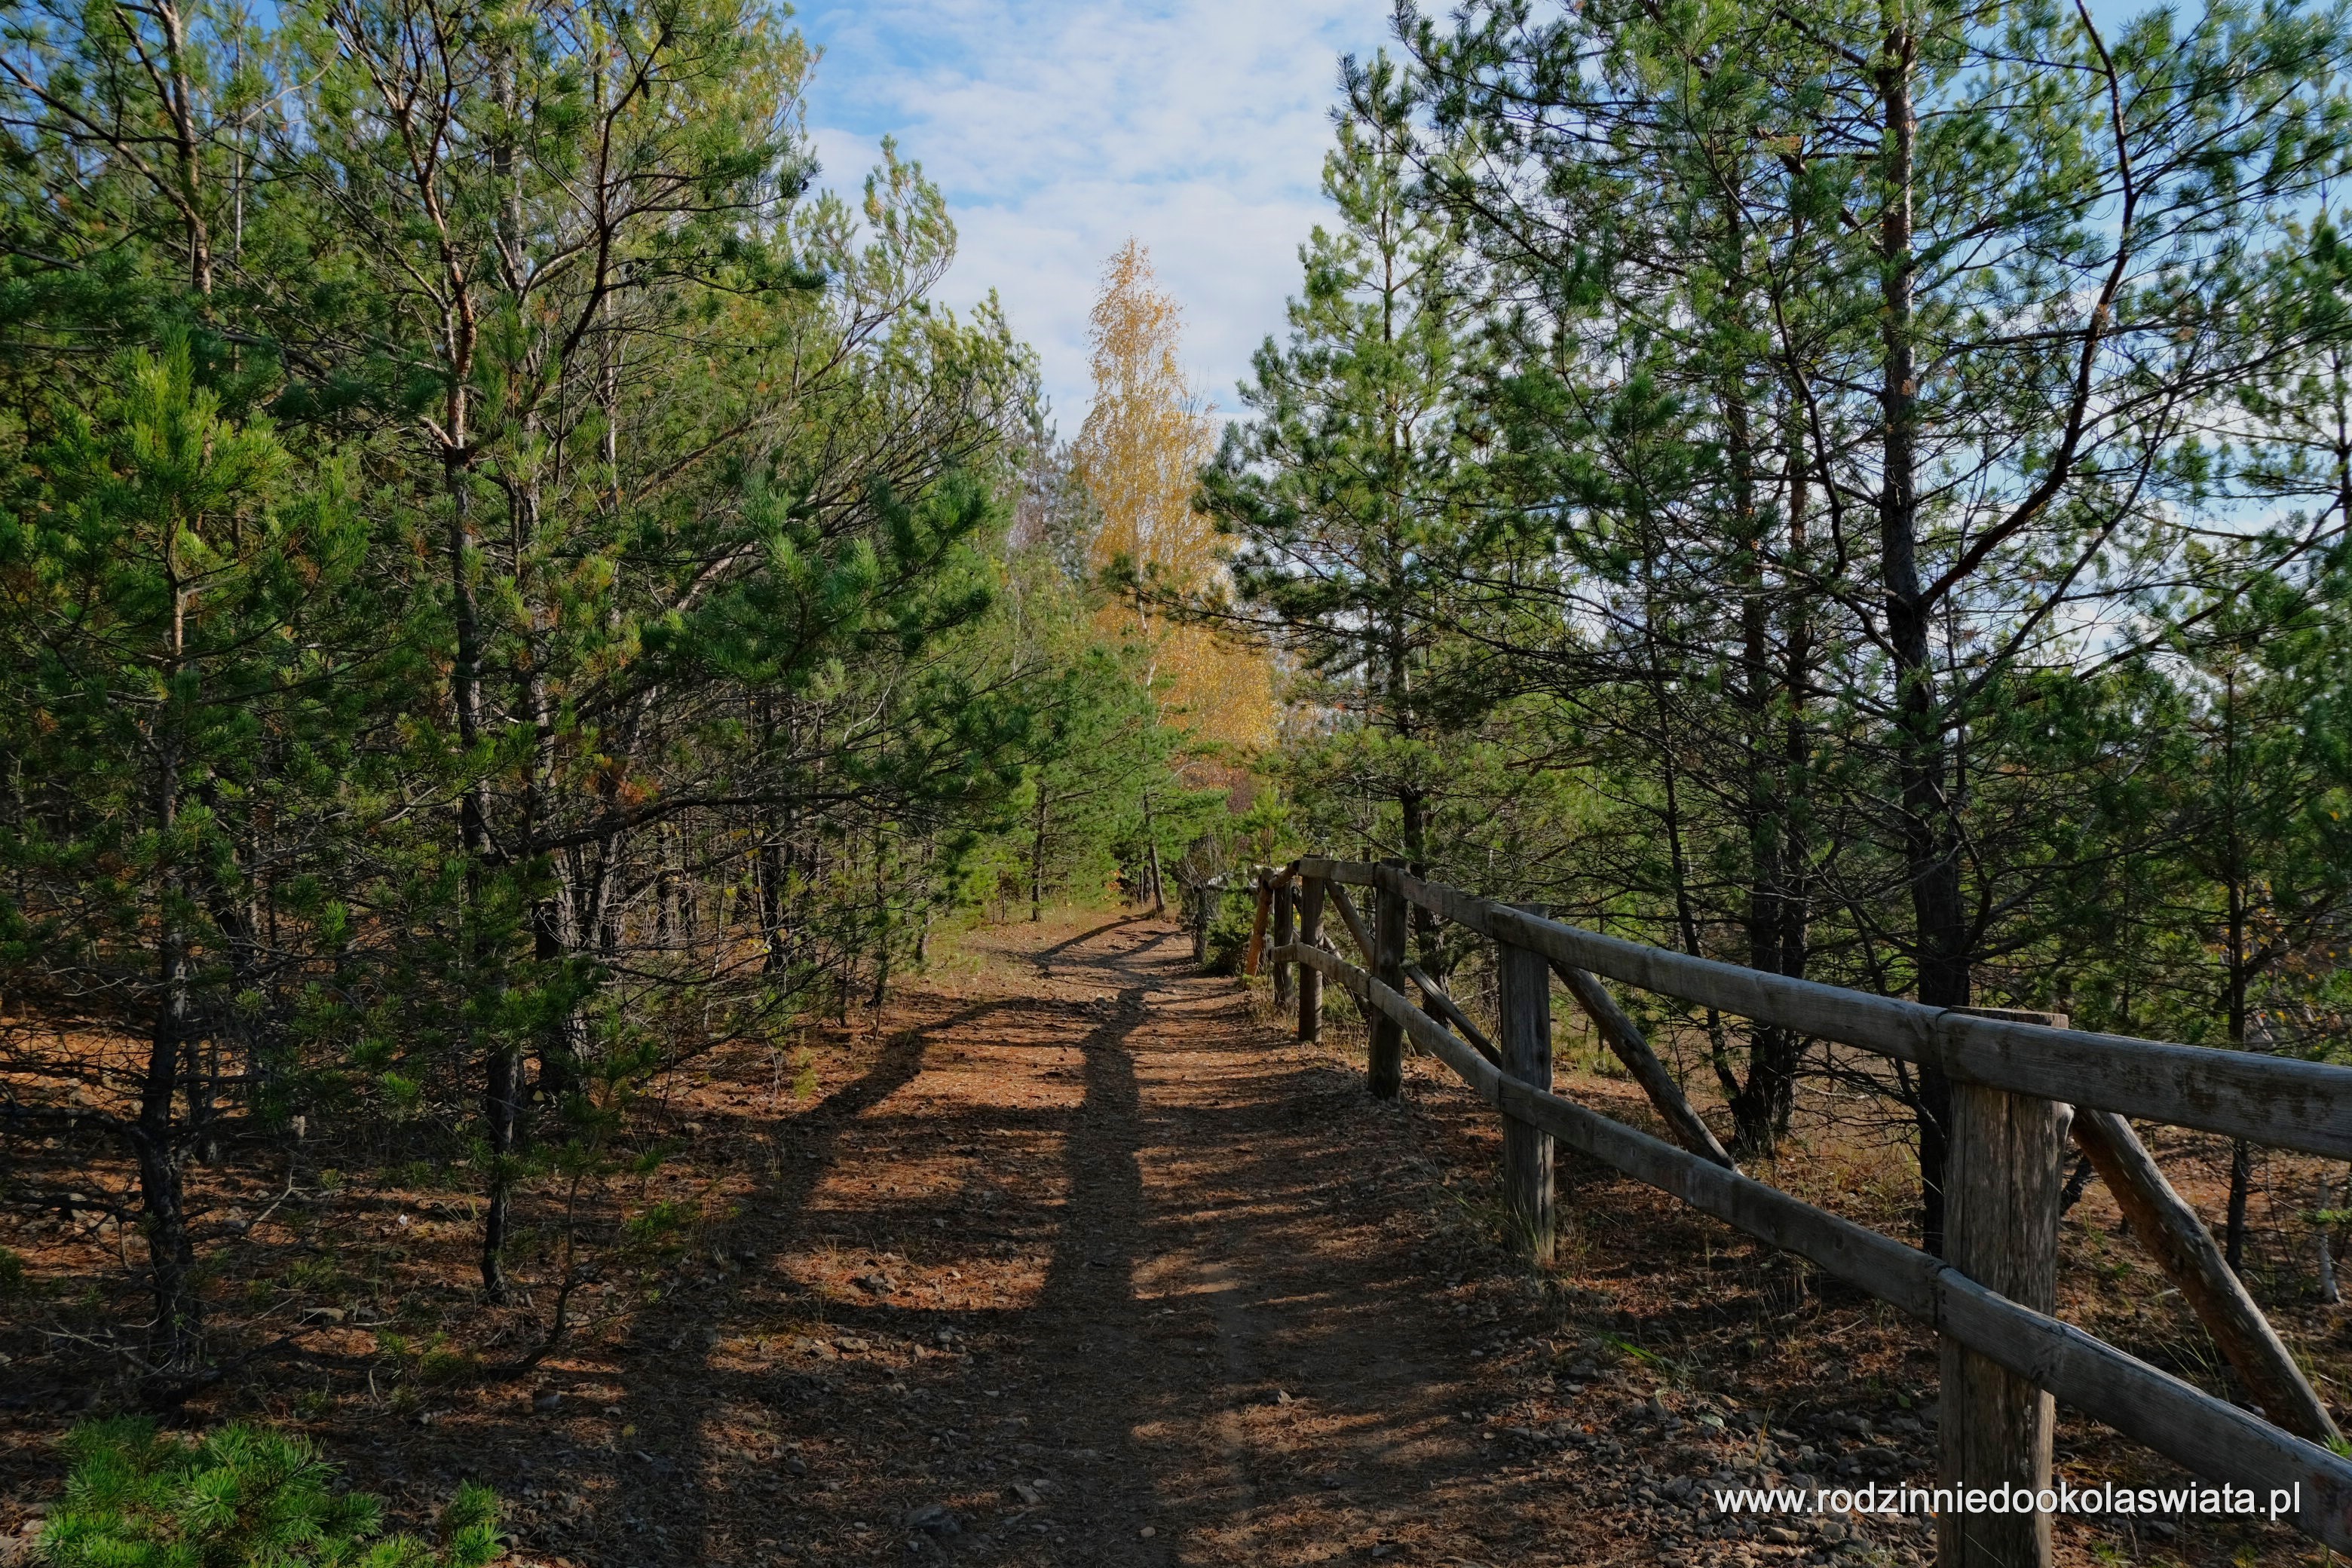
[
  {"left": 1202, "top": 892, "right": 1258, "bottom": 977},
  {"left": 39, "top": 1416, "right": 501, "bottom": 1567}
]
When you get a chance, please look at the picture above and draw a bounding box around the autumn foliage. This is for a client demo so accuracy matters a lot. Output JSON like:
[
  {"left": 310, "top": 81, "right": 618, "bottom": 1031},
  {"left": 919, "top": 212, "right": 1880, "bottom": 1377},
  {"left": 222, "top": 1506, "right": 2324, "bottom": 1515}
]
[{"left": 1076, "top": 241, "right": 1275, "bottom": 755}]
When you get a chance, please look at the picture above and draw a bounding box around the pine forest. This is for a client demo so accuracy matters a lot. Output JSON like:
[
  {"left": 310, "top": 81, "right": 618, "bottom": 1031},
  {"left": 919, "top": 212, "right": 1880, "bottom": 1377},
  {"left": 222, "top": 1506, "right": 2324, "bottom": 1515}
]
[{"left": 5, "top": 2, "right": 2352, "bottom": 1566}]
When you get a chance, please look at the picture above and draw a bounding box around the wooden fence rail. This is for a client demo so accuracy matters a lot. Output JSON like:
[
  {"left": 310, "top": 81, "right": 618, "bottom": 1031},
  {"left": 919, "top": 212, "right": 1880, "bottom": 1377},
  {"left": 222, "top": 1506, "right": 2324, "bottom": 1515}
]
[{"left": 1233, "top": 856, "right": 2352, "bottom": 1566}]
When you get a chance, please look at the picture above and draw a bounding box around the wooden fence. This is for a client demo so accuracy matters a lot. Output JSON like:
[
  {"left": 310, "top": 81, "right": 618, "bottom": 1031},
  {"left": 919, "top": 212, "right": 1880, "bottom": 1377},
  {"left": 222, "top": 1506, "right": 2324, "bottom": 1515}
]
[{"left": 1237, "top": 856, "right": 2352, "bottom": 1568}]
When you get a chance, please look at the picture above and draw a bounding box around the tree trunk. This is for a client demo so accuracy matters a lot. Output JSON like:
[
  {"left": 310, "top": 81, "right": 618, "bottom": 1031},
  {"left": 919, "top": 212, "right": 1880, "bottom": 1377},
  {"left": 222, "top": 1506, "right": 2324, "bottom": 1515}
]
[
  {"left": 153, "top": 0, "right": 214, "bottom": 298},
  {"left": 1388, "top": 598, "right": 1441, "bottom": 968},
  {"left": 2227, "top": 1139, "right": 2254, "bottom": 1276},
  {"left": 760, "top": 832, "right": 789, "bottom": 973},
  {"left": 1398, "top": 782, "right": 1443, "bottom": 971},
  {"left": 766, "top": 745, "right": 801, "bottom": 979},
  {"left": 1878, "top": 26, "right": 1971, "bottom": 1256},
  {"left": 2222, "top": 668, "right": 2255, "bottom": 1273},
  {"left": 130, "top": 1106, "right": 201, "bottom": 1378},
  {"left": 2320, "top": 1171, "right": 2341, "bottom": 1306},
  {"left": 1141, "top": 787, "right": 1166, "bottom": 917},
  {"left": 140, "top": 569, "right": 203, "bottom": 1375},
  {"left": 446, "top": 451, "right": 515, "bottom": 1304},
  {"left": 868, "top": 820, "right": 891, "bottom": 1009},
  {"left": 1643, "top": 588, "right": 1735, "bottom": 1101},
  {"left": 1773, "top": 452, "right": 1816, "bottom": 1148},
  {"left": 1031, "top": 790, "right": 1048, "bottom": 922},
  {"left": 1720, "top": 245, "right": 1797, "bottom": 1157},
  {"left": 523, "top": 604, "right": 583, "bottom": 1104}
]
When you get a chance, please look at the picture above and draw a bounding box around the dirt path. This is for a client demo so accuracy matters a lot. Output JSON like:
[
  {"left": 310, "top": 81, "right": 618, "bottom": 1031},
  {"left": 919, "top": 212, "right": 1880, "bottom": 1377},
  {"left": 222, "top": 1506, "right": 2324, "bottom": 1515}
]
[
  {"left": 0, "top": 911, "right": 2323, "bottom": 1560},
  {"left": 575, "top": 913, "right": 1608, "bottom": 1567},
  {"left": 7, "top": 911, "right": 2298, "bottom": 1565}
]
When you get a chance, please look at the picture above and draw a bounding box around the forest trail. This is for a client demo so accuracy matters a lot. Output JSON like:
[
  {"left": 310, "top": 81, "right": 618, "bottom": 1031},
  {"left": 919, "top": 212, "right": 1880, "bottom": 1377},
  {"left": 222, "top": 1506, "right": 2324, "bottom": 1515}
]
[
  {"left": 0, "top": 910, "right": 2278, "bottom": 1567},
  {"left": 150, "top": 908, "right": 1987, "bottom": 1568},
  {"left": 577, "top": 914, "right": 1631, "bottom": 1567}
]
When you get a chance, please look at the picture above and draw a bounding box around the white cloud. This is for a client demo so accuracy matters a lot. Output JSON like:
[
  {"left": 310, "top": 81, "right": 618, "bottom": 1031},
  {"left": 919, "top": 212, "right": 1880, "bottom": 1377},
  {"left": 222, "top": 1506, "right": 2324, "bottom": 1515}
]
[{"left": 792, "top": 0, "right": 1398, "bottom": 429}]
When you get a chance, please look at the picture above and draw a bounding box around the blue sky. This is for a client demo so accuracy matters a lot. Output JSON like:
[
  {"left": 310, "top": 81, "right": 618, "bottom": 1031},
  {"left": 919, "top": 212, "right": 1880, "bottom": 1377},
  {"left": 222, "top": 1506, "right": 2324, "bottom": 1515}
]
[{"left": 789, "top": 0, "right": 1398, "bottom": 430}]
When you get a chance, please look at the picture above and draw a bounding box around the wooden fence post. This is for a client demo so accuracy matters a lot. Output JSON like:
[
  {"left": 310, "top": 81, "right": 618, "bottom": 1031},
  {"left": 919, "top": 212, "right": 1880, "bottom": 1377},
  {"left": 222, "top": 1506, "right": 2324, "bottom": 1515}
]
[
  {"left": 1368, "top": 861, "right": 1407, "bottom": 1099},
  {"left": 1945, "top": 1001, "right": 2341, "bottom": 1446},
  {"left": 1940, "top": 1009, "right": 2064, "bottom": 1568},
  {"left": 1551, "top": 959, "right": 1734, "bottom": 1171},
  {"left": 1245, "top": 869, "right": 1272, "bottom": 975},
  {"left": 1498, "top": 909, "right": 1554, "bottom": 1263},
  {"left": 1271, "top": 871, "right": 1295, "bottom": 1007},
  {"left": 1297, "top": 876, "right": 1326, "bottom": 1044},
  {"left": 2072, "top": 1104, "right": 2341, "bottom": 1442}
]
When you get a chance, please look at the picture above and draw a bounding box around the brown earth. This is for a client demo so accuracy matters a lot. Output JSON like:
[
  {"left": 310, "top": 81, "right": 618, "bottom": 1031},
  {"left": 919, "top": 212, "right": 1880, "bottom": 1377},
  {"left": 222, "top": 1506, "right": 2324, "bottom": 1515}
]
[{"left": 2, "top": 911, "right": 2341, "bottom": 1566}]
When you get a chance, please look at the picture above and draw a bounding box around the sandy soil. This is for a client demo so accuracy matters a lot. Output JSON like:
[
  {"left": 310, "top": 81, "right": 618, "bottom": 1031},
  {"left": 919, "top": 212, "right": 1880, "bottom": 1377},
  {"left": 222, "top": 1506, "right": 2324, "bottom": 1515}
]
[{"left": 2, "top": 911, "right": 2339, "bottom": 1567}]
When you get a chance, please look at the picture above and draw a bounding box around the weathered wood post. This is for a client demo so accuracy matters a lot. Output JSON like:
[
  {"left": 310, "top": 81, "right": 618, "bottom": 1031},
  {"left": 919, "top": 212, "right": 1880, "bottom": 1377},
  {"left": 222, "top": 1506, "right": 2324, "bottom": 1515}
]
[
  {"left": 1552, "top": 960, "right": 1734, "bottom": 1170},
  {"left": 2072, "top": 1102, "right": 2341, "bottom": 1441},
  {"left": 1940, "top": 1006, "right": 2065, "bottom": 1568},
  {"left": 1368, "top": 860, "right": 1408, "bottom": 1099},
  {"left": 1497, "top": 907, "right": 1554, "bottom": 1263},
  {"left": 1296, "top": 874, "right": 1326, "bottom": 1044},
  {"left": 1245, "top": 868, "right": 1272, "bottom": 975},
  {"left": 1271, "top": 868, "right": 1295, "bottom": 1007}
]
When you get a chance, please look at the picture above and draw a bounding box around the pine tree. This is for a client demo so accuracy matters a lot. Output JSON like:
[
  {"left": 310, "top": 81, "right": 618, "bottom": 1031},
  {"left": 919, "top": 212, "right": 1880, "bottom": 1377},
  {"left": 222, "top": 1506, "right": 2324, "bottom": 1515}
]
[
  {"left": 0, "top": 342, "right": 364, "bottom": 1379},
  {"left": 40, "top": 1416, "right": 500, "bottom": 1567},
  {"left": 1200, "top": 56, "right": 1492, "bottom": 957},
  {"left": 1406, "top": 0, "right": 2352, "bottom": 1239}
]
